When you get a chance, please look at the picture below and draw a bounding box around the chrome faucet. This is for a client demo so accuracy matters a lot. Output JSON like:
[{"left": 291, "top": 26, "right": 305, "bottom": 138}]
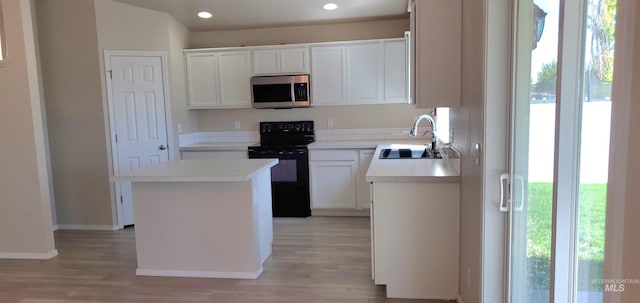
[{"left": 410, "top": 114, "right": 437, "bottom": 152}]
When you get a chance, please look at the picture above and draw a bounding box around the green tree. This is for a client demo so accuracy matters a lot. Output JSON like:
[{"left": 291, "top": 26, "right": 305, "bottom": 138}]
[
  {"left": 535, "top": 60, "right": 557, "bottom": 94},
  {"left": 588, "top": 0, "right": 616, "bottom": 82}
]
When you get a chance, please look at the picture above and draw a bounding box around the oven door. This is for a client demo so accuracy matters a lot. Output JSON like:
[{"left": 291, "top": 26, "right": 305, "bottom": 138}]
[{"left": 248, "top": 148, "right": 311, "bottom": 217}]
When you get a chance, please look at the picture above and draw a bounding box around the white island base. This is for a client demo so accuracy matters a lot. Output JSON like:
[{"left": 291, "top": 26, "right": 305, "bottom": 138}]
[{"left": 115, "top": 160, "right": 277, "bottom": 279}]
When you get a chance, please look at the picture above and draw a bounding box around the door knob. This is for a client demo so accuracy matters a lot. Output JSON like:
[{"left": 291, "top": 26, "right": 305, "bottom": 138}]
[{"left": 159, "top": 145, "right": 167, "bottom": 150}]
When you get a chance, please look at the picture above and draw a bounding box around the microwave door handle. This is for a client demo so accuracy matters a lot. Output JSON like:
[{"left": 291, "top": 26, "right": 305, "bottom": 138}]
[{"left": 290, "top": 82, "right": 296, "bottom": 106}]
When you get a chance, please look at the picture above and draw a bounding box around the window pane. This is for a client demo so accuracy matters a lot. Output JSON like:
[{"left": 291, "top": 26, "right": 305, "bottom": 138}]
[
  {"left": 524, "top": 1, "right": 558, "bottom": 299},
  {"left": 576, "top": 0, "right": 615, "bottom": 301},
  {"left": 511, "top": 0, "right": 559, "bottom": 302}
]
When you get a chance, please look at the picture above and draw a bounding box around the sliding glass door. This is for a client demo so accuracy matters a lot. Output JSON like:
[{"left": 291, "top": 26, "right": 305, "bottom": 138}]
[
  {"left": 507, "top": 0, "right": 615, "bottom": 302},
  {"left": 508, "top": 1, "right": 559, "bottom": 302}
]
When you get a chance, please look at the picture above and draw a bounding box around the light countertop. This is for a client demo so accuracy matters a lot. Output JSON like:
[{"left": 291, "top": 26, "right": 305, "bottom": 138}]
[
  {"left": 179, "top": 140, "right": 426, "bottom": 151},
  {"left": 308, "top": 140, "right": 426, "bottom": 150},
  {"left": 179, "top": 142, "right": 257, "bottom": 151},
  {"left": 112, "top": 159, "right": 278, "bottom": 182},
  {"left": 365, "top": 144, "right": 460, "bottom": 183}
]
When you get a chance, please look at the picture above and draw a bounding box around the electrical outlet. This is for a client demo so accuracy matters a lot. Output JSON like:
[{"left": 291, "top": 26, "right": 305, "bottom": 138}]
[
  {"left": 177, "top": 123, "right": 182, "bottom": 134},
  {"left": 327, "top": 118, "right": 334, "bottom": 129},
  {"left": 234, "top": 121, "right": 241, "bottom": 130}
]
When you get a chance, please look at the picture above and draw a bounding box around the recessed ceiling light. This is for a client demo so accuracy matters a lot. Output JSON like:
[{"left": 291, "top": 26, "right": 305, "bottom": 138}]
[
  {"left": 197, "top": 11, "right": 213, "bottom": 19},
  {"left": 323, "top": 3, "right": 338, "bottom": 11}
]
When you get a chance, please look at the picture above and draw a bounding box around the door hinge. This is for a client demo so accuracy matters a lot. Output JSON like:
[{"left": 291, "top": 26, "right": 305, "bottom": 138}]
[
  {"left": 120, "top": 195, "right": 123, "bottom": 204},
  {"left": 108, "top": 70, "right": 113, "bottom": 79}
]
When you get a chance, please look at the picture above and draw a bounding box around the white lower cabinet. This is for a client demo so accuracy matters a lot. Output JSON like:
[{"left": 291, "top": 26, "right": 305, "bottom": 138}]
[
  {"left": 356, "top": 149, "right": 375, "bottom": 210},
  {"left": 180, "top": 150, "right": 248, "bottom": 160},
  {"left": 310, "top": 160, "right": 357, "bottom": 209},
  {"left": 309, "top": 149, "right": 374, "bottom": 213},
  {"left": 371, "top": 181, "right": 460, "bottom": 299}
]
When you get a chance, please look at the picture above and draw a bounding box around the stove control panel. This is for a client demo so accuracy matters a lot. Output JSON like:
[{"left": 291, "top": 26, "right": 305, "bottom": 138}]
[{"left": 260, "top": 121, "right": 314, "bottom": 134}]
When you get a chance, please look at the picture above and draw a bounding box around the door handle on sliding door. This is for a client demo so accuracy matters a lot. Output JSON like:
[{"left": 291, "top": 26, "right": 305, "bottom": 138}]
[
  {"left": 499, "top": 173, "right": 526, "bottom": 212},
  {"left": 500, "top": 173, "right": 509, "bottom": 212},
  {"left": 513, "top": 174, "right": 525, "bottom": 211}
]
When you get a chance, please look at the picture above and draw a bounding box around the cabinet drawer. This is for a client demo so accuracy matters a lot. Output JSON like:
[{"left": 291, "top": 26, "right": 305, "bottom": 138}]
[{"left": 309, "top": 150, "right": 358, "bottom": 161}]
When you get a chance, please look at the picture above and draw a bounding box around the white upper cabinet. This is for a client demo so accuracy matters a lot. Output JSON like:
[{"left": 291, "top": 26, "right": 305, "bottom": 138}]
[
  {"left": 311, "top": 38, "right": 408, "bottom": 107},
  {"left": 185, "top": 53, "right": 221, "bottom": 107},
  {"left": 217, "top": 51, "right": 251, "bottom": 108},
  {"left": 384, "top": 39, "right": 408, "bottom": 103},
  {"left": 346, "top": 42, "right": 383, "bottom": 104},
  {"left": 311, "top": 45, "right": 346, "bottom": 106},
  {"left": 185, "top": 50, "right": 251, "bottom": 109},
  {"left": 279, "top": 47, "right": 308, "bottom": 73},
  {"left": 410, "top": 0, "right": 462, "bottom": 108},
  {"left": 252, "top": 47, "right": 309, "bottom": 75},
  {"left": 185, "top": 37, "right": 408, "bottom": 109},
  {"left": 252, "top": 49, "right": 279, "bottom": 75}
]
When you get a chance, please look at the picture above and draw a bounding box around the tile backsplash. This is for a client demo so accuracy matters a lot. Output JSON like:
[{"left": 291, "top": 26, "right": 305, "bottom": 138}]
[{"left": 179, "top": 127, "right": 432, "bottom": 146}]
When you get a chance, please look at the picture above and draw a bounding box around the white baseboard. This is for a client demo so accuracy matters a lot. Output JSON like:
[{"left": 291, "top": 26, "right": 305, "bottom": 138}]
[
  {"left": 55, "top": 224, "right": 118, "bottom": 231},
  {"left": 311, "top": 209, "right": 370, "bottom": 217},
  {"left": 0, "top": 249, "right": 58, "bottom": 260},
  {"left": 136, "top": 266, "right": 263, "bottom": 279}
]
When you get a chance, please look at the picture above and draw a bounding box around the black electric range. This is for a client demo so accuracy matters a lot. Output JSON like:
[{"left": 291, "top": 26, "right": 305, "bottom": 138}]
[{"left": 248, "top": 121, "right": 314, "bottom": 217}]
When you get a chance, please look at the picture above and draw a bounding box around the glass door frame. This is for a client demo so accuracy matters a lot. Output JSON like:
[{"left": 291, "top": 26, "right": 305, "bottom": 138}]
[{"left": 506, "top": 0, "right": 592, "bottom": 302}]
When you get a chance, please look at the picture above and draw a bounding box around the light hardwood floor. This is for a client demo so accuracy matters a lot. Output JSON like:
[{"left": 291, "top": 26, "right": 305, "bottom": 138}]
[{"left": 0, "top": 217, "right": 450, "bottom": 303}]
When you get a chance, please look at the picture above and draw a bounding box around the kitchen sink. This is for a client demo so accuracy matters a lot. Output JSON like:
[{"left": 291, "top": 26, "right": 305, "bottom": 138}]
[{"left": 379, "top": 148, "right": 441, "bottom": 159}]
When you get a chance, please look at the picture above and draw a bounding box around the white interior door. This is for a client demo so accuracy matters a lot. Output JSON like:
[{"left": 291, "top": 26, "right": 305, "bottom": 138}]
[{"left": 107, "top": 53, "right": 170, "bottom": 227}]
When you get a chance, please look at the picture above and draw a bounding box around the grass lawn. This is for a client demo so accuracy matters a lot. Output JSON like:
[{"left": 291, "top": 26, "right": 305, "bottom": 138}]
[
  {"left": 526, "top": 182, "right": 607, "bottom": 291},
  {"left": 527, "top": 182, "right": 607, "bottom": 261}
]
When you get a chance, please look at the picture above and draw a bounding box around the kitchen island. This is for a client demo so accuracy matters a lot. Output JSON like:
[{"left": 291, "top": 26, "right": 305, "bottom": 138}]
[{"left": 114, "top": 159, "right": 278, "bottom": 279}]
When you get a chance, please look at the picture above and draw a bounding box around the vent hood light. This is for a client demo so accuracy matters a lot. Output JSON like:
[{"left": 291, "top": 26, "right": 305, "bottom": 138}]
[
  {"left": 197, "top": 11, "right": 213, "bottom": 19},
  {"left": 323, "top": 3, "right": 338, "bottom": 10}
]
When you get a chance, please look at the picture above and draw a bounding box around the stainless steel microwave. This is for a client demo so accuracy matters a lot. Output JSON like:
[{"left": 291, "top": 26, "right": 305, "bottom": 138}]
[{"left": 250, "top": 74, "right": 311, "bottom": 109}]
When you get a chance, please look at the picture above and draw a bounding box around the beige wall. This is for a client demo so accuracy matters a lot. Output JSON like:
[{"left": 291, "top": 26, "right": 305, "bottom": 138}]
[
  {"left": 198, "top": 104, "right": 429, "bottom": 131},
  {"left": 36, "top": 0, "right": 114, "bottom": 226},
  {"left": 191, "top": 18, "right": 429, "bottom": 131},
  {"left": 0, "top": 0, "right": 55, "bottom": 256},
  {"left": 190, "top": 18, "right": 409, "bottom": 48},
  {"left": 167, "top": 16, "right": 198, "bottom": 138},
  {"left": 605, "top": 0, "right": 640, "bottom": 300},
  {"left": 95, "top": 0, "right": 197, "bottom": 152},
  {"left": 451, "top": 0, "right": 486, "bottom": 302},
  {"left": 35, "top": 0, "right": 196, "bottom": 227}
]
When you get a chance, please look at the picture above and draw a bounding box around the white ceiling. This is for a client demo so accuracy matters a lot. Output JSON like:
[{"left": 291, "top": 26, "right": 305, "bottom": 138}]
[{"left": 110, "top": 0, "right": 409, "bottom": 31}]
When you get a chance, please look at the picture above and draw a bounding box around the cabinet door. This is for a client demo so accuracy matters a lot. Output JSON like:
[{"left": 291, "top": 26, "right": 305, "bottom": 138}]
[
  {"left": 412, "top": 0, "right": 462, "bottom": 108},
  {"left": 356, "top": 149, "right": 375, "bottom": 209},
  {"left": 310, "top": 160, "right": 357, "bottom": 209},
  {"left": 252, "top": 49, "right": 280, "bottom": 75},
  {"left": 186, "top": 53, "right": 220, "bottom": 107},
  {"left": 346, "top": 42, "right": 383, "bottom": 104},
  {"left": 217, "top": 51, "right": 251, "bottom": 108},
  {"left": 384, "top": 40, "right": 408, "bottom": 103},
  {"left": 279, "top": 47, "right": 309, "bottom": 73},
  {"left": 311, "top": 46, "right": 346, "bottom": 106}
]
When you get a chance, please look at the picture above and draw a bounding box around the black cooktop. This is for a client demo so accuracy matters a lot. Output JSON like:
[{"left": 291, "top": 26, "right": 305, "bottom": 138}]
[{"left": 257, "top": 121, "right": 315, "bottom": 147}]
